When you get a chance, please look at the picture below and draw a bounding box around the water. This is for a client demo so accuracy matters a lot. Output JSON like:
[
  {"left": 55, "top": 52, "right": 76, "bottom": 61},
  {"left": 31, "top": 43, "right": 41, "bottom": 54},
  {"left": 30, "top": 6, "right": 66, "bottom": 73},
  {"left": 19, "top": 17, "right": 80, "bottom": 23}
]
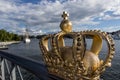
[
  {"left": 2, "top": 39, "right": 43, "bottom": 62},
  {"left": 1, "top": 39, "right": 120, "bottom": 80},
  {"left": 101, "top": 40, "right": 120, "bottom": 80}
]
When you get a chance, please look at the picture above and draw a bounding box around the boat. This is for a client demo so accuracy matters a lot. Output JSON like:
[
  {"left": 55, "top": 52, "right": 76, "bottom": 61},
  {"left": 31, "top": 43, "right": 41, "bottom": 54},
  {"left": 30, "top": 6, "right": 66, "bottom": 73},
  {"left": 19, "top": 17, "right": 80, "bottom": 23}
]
[
  {"left": 24, "top": 28, "right": 31, "bottom": 43},
  {"left": 0, "top": 44, "right": 8, "bottom": 50},
  {"left": 24, "top": 38, "right": 30, "bottom": 43}
]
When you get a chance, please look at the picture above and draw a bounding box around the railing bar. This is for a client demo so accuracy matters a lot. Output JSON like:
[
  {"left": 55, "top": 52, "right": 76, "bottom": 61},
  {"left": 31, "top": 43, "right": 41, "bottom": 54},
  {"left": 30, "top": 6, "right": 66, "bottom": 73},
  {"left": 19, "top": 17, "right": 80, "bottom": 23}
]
[
  {"left": 0, "top": 56, "right": 2, "bottom": 65},
  {"left": 4, "top": 59, "right": 10, "bottom": 73},
  {"left": 16, "top": 65, "right": 24, "bottom": 80},
  {"left": 1, "top": 58, "right": 5, "bottom": 80},
  {"left": 0, "top": 75, "right": 2, "bottom": 79},
  {"left": 25, "top": 74, "right": 33, "bottom": 80},
  {"left": 12, "top": 66, "right": 17, "bottom": 80},
  {"left": 4, "top": 59, "right": 12, "bottom": 80}
]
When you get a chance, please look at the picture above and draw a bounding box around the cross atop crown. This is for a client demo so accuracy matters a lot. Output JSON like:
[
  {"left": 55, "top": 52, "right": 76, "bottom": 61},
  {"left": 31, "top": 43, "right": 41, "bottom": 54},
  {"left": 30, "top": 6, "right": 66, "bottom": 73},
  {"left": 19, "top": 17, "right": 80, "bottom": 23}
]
[{"left": 61, "top": 11, "right": 69, "bottom": 20}]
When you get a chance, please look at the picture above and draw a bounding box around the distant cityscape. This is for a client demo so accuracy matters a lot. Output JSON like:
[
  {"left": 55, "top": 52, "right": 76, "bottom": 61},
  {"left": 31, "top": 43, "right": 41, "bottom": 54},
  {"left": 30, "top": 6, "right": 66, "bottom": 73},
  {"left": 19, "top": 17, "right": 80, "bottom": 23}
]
[
  {"left": 36, "top": 30, "right": 120, "bottom": 40},
  {"left": 109, "top": 30, "right": 120, "bottom": 40},
  {"left": 0, "top": 29, "right": 120, "bottom": 42},
  {"left": 30, "top": 30, "right": 120, "bottom": 40}
]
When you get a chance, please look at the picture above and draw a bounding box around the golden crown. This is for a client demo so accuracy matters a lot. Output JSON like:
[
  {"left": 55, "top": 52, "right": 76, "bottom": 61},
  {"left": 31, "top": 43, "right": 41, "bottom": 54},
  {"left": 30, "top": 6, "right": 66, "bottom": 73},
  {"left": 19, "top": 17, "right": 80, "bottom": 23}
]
[{"left": 39, "top": 11, "right": 115, "bottom": 80}]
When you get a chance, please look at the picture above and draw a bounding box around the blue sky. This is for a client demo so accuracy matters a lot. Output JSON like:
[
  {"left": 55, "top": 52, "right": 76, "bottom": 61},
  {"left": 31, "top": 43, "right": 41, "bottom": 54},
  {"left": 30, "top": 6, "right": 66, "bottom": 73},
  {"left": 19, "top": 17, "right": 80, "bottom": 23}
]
[
  {"left": 0, "top": 0, "right": 120, "bottom": 35},
  {"left": 20, "top": 0, "right": 42, "bottom": 4}
]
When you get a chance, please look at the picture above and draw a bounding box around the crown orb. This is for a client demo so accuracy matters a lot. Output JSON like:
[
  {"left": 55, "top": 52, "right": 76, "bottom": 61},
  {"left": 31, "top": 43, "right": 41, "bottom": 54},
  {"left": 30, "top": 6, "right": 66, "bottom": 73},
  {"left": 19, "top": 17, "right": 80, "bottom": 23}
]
[
  {"left": 60, "top": 11, "right": 72, "bottom": 33},
  {"left": 60, "top": 20, "right": 72, "bottom": 33}
]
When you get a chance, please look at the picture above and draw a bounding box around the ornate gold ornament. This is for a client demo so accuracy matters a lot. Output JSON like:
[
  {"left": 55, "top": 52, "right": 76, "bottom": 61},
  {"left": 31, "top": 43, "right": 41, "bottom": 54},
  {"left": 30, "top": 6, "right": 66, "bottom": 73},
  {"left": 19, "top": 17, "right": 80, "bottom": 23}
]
[{"left": 39, "top": 11, "right": 115, "bottom": 80}]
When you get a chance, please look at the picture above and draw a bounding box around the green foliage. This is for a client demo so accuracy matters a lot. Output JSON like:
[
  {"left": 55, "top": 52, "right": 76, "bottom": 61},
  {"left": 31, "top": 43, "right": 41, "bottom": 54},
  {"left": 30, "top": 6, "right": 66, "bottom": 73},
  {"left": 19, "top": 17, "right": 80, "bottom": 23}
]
[{"left": 0, "top": 29, "right": 21, "bottom": 41}]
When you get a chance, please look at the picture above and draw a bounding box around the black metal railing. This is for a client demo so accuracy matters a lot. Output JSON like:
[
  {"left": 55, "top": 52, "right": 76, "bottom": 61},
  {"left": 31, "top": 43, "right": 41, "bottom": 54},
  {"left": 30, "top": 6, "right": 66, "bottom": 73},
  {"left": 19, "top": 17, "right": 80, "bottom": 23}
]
[{"left": 0, "top": 51, "right": 62, "bottom": 80}]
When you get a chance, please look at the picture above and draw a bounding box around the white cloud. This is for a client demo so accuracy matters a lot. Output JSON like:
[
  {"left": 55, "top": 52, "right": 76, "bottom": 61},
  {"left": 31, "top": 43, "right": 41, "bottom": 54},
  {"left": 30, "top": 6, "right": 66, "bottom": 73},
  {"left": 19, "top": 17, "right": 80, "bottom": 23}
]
[
  {"left": 0, "top": 0, "right": 120, "bottom": 35},
  {"left": 95, "top": 26, "right": 120, "bottom": 32}
]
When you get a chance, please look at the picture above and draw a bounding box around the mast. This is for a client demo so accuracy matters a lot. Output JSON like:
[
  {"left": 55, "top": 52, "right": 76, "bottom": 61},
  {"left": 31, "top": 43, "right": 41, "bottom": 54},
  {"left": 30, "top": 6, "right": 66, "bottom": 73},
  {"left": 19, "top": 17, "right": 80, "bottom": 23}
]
[
  {"left": 24, "top": 28, "right": 30, "bottom": 43},
  {"left": 25, "top": 28, "right": 29, "bottom": 39}
]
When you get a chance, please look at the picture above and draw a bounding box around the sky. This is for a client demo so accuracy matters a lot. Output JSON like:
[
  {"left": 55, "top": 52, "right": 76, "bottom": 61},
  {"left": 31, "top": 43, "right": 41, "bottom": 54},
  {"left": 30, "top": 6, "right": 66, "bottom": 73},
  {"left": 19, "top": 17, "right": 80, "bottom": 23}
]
[{"left": 0, "top": 0, "right": 120, "bottom": 35}]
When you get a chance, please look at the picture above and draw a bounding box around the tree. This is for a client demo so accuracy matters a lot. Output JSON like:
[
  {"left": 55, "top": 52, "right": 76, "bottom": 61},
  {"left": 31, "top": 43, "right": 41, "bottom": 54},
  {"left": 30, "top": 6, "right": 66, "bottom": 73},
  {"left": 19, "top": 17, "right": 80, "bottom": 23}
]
[{"left": 0, "top": 29, "right": 21, "bottom": 41}]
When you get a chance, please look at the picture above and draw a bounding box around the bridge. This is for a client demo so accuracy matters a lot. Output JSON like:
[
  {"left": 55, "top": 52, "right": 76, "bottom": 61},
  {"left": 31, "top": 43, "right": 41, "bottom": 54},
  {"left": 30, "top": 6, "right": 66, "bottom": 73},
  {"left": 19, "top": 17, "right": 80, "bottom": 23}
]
[{"left": 0, "top": 51, "right": 62, "bottom": 80}]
